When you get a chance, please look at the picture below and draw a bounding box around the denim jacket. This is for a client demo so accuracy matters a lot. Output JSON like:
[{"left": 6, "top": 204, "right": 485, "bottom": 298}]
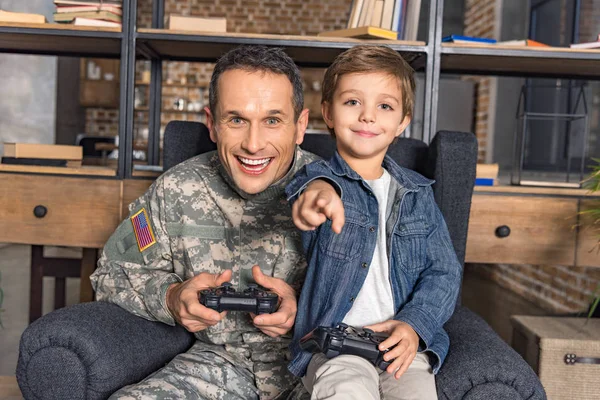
[{"left": 284, "top": 151, "right": 462, "bottom": 377}]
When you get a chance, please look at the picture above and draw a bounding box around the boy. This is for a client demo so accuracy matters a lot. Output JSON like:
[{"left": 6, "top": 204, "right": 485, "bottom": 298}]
[{"left": 285, "top": 45, "right": 462, "bottom": 399}]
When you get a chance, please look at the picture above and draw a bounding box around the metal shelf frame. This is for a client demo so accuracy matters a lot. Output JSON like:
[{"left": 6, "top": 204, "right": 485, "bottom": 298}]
[
  {"left": 3, "top": 0, "right": 600, "bottom": 177},
  {"left": 0, "top": 24, "right": 123, "bottom": 58},
  {"left": 140, "top": 0, "right": 439, "bottom": 157}
]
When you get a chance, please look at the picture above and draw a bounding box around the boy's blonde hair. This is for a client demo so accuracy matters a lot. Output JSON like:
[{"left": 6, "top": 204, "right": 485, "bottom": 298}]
[{"left": 321, "top": 45, "right": 416, "bottom": 136}]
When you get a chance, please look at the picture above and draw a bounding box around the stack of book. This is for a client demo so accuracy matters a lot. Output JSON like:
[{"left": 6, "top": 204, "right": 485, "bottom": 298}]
[
  {"left": 475, "top": 163, "right": 499, "bottom": 186},
  {"left": 442, "top": 35, "right": 497, "bottom": 45},
  {"left": 570, "top": 34, "right": 600, "bottom": 49},
  {"left": 53, "top": 0, "right": 122, "bottom": 28},
  {"left": 2, "top": 143, "right": 83, "bottom": 168},
  {"left": 319, "top": 0, "right": 421, "bottom": 40}
]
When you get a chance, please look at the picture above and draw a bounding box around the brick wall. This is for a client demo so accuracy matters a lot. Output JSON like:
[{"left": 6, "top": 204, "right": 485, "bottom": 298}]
[
  {"left": 463, "top": 0, "right": 497, "bottom": 163},
  {"left": 579, "top": 0, "right": 600, "bottom": 158},
  {"left": 86, "top": 0, "right": 354, "bottom": 140},
  {"left": 474, "top": 264, "right": 600, "bottom": 313},
  {"left": 465, "top": 0, "right": 600, "bottom": 314}
]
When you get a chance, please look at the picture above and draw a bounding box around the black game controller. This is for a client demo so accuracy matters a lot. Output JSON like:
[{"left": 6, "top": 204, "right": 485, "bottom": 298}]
[
  {"left": 299, "top": 323, "right": 395, "bottom": 370},
  {"left": 198, "top": 282, "right": 279, "bottom": 314}
]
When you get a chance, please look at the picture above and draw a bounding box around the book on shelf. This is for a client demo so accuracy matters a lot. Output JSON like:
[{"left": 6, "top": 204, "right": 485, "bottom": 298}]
[
  {"left": 402, "top": 0, "right": 421, "bottom": 41},
  {"left": 54, "top": 10, "right": 121, "bottom": 24},
  {"left": 359, "top": 0, "right": 374, "bottom": 27},
  {"left": 475, "top": 178, "right": 495, "bottom": 186},
  {"left": 166, "top": 15, "right": 227, "bottom": 33},
  {"left": 345, "top": 0, "right": 420, "bottom": 40},
  {"left": 3, "top": 143, "right": 83, "bottom": 161},
  {"left": 570, "top": 40, "right": 600, "bottom": 49},
  {"left": 391, "top": 0, "right": 405, "bottom": 36},
  {"left": 55, "top": 5, "right": 123, "bottom": 15},
  {"left": 380, "top": 0, "right": 395, "bottom": 30},
  {"left": 370, "top": 0, "right": 384, "bottom": 27},
  {"left": 497, "top": 39, "right": 549, "bottom": 47},
  {"left": 442, "top": 35, "right": 497, "bottom": 44},
  {"left": 72, "top": 17, "right": 121, "bottom": 27},
  {"left": 318, "top": 26, "right": 399, "bottom": 40},
  {"left": 0, "top": 10, "right": 46, "bottom": 24},
  {"left": 346, "top": 0, "right": 363, "bottom": 29},
  {"left": 475, "top": 163, "right": 499, "bottom": 186}
]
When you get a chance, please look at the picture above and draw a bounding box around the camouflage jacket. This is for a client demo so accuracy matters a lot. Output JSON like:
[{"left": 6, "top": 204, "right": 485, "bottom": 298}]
[{"left": 91, "top": 147, "right": 319, "bottom": 368}]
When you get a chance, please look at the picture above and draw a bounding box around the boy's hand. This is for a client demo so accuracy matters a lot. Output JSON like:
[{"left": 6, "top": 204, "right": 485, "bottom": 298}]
[
  {"left": 250, "top": 265, "right": 297, "bottom": 337},
  {"left": 365, "top": 320, "right": 420, "bottom": 379},
  {"left": 292, "top": 180, "right": 345, "bottom": 233}
]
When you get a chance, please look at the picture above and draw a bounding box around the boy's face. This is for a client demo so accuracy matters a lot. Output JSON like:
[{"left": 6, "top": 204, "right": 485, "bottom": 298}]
[
  {"left": 322, "top": 72, "right": 410, "bottom": 165},
  {"left": 205, "top": 69, "right": 309, "bottom": 194}
]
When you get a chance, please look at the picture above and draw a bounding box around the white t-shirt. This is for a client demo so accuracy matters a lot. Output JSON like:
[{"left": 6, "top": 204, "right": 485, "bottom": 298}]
[{"left": 342, "top": 169, "right": 395, "bottom": 327}]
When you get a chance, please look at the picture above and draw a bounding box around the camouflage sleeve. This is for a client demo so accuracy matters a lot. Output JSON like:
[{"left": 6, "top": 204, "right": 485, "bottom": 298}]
[{"left": 90, "top": 177, "right": 181, "bottom": 326}]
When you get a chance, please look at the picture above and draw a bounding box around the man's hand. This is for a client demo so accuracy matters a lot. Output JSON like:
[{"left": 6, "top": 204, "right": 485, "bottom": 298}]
[
  {"left": 291, "top": 180, "right": 345, "bottom": 233},
  {"left": 250, "top": 265, "right": 297, "bottom": 337},
  {"left": 365, "top": 320, "right": 420, "bottom": 379},
  {"left": 166, "top": 270, "right": 232, "bottom": 333}
]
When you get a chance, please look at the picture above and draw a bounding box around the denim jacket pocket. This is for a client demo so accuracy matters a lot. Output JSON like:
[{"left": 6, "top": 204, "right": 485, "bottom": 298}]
[
  {"left": 393, "top": 217, "right": 430, "bottom": 273},
  {"left": 318, "top": 206, "right": 367, "bottom": 261}
]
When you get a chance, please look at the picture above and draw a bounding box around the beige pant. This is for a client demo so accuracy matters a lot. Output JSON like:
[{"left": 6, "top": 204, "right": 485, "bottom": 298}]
[{"left": 302, "top": 353, "right": 437, "bottom": 400}]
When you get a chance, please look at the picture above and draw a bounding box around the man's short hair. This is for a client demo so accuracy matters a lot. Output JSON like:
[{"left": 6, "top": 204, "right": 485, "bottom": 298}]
[
  {"left": 209, "top": 46, "right": 304, "bottom": 121},
  {"left": 321, "top": 45, "right": 416, "bottom": 136}
]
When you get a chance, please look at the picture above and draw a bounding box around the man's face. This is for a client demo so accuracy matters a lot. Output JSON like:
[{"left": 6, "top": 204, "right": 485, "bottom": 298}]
[{"left": 206, "top": 69, "right": 309, "bottom": 194}]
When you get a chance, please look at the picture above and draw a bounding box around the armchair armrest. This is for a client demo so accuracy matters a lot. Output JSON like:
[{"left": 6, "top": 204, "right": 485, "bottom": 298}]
[
  {"left": 17, "top": 301, "right": 194, "bottom": 400},
  {"left": 437, "top": 306, "right": 546, "bottom": 400}
]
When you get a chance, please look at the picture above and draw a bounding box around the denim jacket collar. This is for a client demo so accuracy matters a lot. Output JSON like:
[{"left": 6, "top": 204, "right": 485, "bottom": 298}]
[{"left": 327, "top": 150, "right": 434, "bottom": 191}]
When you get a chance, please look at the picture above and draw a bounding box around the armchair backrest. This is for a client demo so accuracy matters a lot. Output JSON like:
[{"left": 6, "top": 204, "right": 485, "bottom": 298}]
[{"left": 162, "top": 121, "right": 477, "bottom": 270}]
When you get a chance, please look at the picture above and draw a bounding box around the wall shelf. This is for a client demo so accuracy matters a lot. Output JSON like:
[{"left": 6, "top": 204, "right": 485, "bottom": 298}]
[
  {"left": 0, "top": 22, "right": 122, "bottom": 58},
  {"left": 441, "top": 43, "right": 600, "bottom": 79},
  {"left": 136, "top": 29, "right": 428, "bottom": 68}
]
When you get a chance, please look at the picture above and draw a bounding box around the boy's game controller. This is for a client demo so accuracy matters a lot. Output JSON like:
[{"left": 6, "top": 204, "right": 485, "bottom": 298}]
[
  {"left": 198, "top": 282, "right": 279, "bottom": 314},
  {"left": 299, "top": 322, "right": 395, "bottom": 370}
]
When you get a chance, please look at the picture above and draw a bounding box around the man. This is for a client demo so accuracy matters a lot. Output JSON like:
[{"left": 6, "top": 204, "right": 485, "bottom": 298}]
[{"left": 91, "top": 46, "right": 343, "bottom": 399}]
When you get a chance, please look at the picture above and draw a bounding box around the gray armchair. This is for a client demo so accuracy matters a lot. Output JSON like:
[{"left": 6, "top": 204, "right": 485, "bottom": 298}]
[{"left": 17, "top": 121, "right": 546, "bottom": 399}]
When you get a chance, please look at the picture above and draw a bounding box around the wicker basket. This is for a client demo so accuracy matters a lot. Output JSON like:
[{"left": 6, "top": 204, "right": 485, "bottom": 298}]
[{"left": 511, "top": 316, "right": 600, "bottom": 400}]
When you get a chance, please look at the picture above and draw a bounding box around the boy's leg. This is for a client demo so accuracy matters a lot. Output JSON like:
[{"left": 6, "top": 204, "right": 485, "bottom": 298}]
[
  {"left": 379, "top": 353, "right": 437, "bottom": 400},
  {"left": 302, "top": 354, "right": 379, "bottom": 400},
  {"left": 109, "top": 341, "right": 259, "bottom": 400}
]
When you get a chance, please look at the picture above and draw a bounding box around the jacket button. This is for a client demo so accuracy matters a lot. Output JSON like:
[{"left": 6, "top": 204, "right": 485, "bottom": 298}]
[
  {"left": 361, "top": 262, "right": 368, "bottom": 268},
  {"left": 350, "top": 297, "right": 355, "bottom": 302},
  {"left": 369, "top": 226, "right": 376, "bottom": 232}
]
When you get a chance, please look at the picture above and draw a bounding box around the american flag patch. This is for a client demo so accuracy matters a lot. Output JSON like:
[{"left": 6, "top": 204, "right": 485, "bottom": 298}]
[{"left": 131, "top": 208, "right": 156, "bottom": 252}]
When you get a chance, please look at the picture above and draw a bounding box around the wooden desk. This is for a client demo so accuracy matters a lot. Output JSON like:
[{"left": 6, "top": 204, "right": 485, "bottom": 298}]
[
  {"left": 467, "top": 186, "right": 600, "bottom": 267},
  {"left": 2, "top": 172, "right": 598, "bottom": 268},
  {"left": 0, "top": 171, "right": 153, "bottom": 320}
]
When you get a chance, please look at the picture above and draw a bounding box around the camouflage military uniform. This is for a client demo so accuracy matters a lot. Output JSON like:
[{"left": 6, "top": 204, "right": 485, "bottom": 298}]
[{"left": 90, "top": 148, "right": 319, "bottom": 400}]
